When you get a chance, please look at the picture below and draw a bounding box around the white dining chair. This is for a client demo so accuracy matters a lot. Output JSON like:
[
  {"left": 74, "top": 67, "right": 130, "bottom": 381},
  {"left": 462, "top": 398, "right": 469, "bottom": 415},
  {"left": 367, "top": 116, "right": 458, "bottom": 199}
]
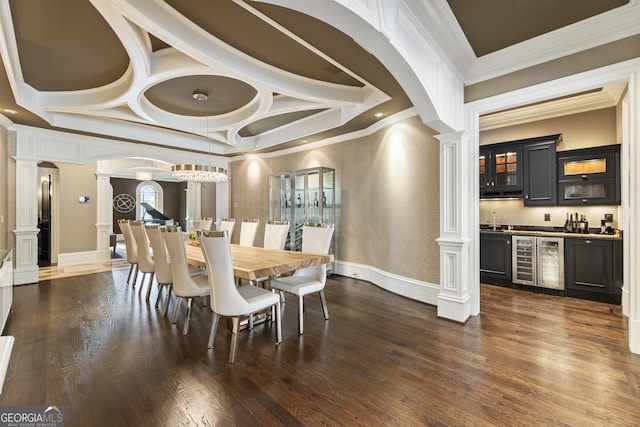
[
  {"left": 270, "top": 223, "right": 334, "bottom": 335},
  {"left": 199, "top": 218, "right": 213, "bottom": 231},
  {"left": 118, "top": 219, "right": 139, "bottom": 287},
  {"left": 162, "top": 226, "right": 210, "bottom": 335},
  {"left": 199, "top": 230, "right": 282, "bottom": 363},
  {"left": 147, "top": 225, "right": 207, "bottom": 316},
  {"left": 250, "top": 221, "right": 290, "bottom": 288},
  {"left": 130, "top": 221, "right": 155, "bottom": 301},
  {"left": 219, "top": 218, "right": 236, "bottom": 240},
  {"left": 238, "top": 219, "right": 260, "bottom": 247}
]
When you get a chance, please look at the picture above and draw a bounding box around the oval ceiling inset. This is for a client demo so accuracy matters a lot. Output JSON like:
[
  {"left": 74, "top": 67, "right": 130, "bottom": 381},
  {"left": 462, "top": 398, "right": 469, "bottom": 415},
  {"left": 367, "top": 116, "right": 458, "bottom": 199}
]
[{"left": 145, "top": 75, "right": 257, "bottom": 116}]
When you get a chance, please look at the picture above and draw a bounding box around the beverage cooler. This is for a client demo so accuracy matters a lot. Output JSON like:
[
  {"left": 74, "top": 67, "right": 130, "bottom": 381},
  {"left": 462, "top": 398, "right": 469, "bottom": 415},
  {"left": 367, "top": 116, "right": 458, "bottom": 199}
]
[{"left": 512, "top": 235, "right": 564, "bottom": 290}]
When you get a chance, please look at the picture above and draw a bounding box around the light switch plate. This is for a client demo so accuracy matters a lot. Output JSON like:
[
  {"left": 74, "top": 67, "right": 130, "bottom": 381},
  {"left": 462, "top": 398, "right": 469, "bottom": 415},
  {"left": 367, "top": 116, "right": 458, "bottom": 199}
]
[
  {"left": 605, "top": 213, "right": 614, "bottom": 222},
  {"left": 544, "top": 213, "right": 551, "bottom": 222}
]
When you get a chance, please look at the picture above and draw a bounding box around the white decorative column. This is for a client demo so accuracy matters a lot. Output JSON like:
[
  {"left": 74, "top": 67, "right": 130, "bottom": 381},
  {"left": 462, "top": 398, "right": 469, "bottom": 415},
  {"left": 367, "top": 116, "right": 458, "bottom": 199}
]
[
  {"left": 436, "top": 131, "right": 476, "bottom": 323},
  {"left": 627, "top": 71, "right": 640, "bottom": 354},
  {"left": 216, "top": 180, "right": 230, "bottom": 220},
  {"left": 13, "top": 157, "right": 39, "bottom": 285},
  {"left": 95, "top": 172, "right": 112, "bottom": 262},
  {"left": 185, "top": 181, "right": 202, "bottom": 232}
]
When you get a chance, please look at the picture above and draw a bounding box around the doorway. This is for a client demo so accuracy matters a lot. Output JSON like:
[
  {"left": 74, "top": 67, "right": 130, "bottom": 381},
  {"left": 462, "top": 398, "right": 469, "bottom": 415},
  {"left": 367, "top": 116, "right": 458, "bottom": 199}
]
[{"left": 38, "top": 163, "right": 59, "bottom": 267}]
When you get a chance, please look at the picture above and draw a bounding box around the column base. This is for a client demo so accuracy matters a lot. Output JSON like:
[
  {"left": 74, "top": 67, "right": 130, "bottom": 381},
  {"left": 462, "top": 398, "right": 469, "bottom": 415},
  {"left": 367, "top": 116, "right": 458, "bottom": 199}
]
[{"left": 437, "top": 292, "right": 471, "bottom": 324}]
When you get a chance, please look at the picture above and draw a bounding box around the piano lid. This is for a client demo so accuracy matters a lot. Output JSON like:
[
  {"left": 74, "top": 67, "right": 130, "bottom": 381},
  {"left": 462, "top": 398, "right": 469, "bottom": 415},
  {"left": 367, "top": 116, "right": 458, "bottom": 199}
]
[{"left": 141, "top": 203, "right": 170, "bottom": 221}]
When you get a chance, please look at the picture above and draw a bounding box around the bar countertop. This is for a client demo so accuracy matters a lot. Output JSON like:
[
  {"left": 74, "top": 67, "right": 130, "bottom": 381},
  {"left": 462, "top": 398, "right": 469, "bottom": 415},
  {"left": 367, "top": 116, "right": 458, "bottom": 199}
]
[{"left": 480, "top": 227, "right": 622, "bottom": 240}]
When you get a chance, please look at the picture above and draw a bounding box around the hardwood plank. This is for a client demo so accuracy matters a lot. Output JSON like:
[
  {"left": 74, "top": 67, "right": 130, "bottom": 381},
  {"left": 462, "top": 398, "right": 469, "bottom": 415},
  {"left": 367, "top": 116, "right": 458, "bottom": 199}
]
[{"left": 1, "top": 272, "right": 639, "bottom": 426}]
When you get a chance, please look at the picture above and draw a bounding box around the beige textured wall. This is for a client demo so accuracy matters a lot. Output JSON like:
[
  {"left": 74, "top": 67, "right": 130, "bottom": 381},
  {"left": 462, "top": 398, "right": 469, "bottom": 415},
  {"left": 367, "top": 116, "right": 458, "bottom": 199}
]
[
  {"left": 480, "top": 108, "right": 617, "bottom": 150},
  {"left": 230, "top": 116, "right": 441, "bottom": 284},
  {"left": 58, "top": 162, "right": 98, "bottom": 253}
]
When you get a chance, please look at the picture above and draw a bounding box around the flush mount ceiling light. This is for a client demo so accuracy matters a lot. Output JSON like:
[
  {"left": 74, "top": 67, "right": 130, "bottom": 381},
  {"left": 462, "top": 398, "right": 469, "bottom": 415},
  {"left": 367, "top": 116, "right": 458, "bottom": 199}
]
[{"left": 171, "top": 91, "right": 228, "bottom": 183}]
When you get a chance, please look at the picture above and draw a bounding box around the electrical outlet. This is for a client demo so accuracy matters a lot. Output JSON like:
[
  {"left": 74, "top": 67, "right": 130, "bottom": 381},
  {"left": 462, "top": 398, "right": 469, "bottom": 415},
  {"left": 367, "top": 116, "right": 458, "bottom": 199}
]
[
  {"left": 605, "top": 213, "right": 614, "bottom": 222},
  {"left": 544, "top": 213, "right": 551, "bottom": 222},
  {"left": 352, "top": 272, "right": 360, "bottom": 279}
]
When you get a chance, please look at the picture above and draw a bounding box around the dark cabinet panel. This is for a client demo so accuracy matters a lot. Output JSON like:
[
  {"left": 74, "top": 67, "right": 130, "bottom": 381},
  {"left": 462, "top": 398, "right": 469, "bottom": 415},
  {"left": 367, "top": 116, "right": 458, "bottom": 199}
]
[
  {"left": 565, "top": 237, "right": 621, "bottom": 303},
  {"left": 479, "top": 145, "right": 523, "bottom": 198},
  {"left": 523, "top": 140, "right": 557, "bottom": 206},
  {"left": 480, "top": 232, "right": 512, "bottom": 287},
  {"left": 557, "top": 145, "right": 620, "bottom": 206}
]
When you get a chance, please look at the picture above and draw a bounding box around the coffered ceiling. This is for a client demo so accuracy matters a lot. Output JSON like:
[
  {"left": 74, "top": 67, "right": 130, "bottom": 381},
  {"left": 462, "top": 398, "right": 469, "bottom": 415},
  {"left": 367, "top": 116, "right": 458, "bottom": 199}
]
[{"left": 0, "top": 0, "right": 635, "bottom": 156}]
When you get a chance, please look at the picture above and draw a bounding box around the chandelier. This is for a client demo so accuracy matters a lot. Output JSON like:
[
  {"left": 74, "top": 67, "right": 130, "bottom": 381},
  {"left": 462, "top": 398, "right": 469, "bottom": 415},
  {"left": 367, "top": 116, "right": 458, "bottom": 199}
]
[
  {"left": 171, "top": 90, "right": 228, "bottom": 183},
  {"left": 171, "top": 164, "right": 228, "bottom": 183}
]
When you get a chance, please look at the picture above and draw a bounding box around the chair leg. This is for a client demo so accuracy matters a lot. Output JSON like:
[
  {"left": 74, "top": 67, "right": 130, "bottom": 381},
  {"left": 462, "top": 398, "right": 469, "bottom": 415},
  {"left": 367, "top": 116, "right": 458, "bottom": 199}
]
[
  {"left": 248, "top": 314, "right": 254, "bottom": 329},
  {"left": 172, "top": 297, "right": 182, "bottom": 324},
  {"left": 162, "top": 287, "right": 172, "bottom": 317},
  {"left": 126, "top": 264, "right": 134, "bottom": 284},
  {"left": 138, "top": 273, "right": 147, "bottom": 294},
  {"left": 145, "top": 272, "right": 155, "bottom": 301},
  {"left": 298, "top": 295, "right": 304, "bottom": 335},
  {"left": 155, "top": 283, "right": 163, "bottom": 308},
  {"left": 131, "top": 264, "right": 139, "bottom": 288},
  {"left": 183, "top": 298, "right": 193, "bottom": 335},
  {"left": 229, "top": 317, "right": 240, "bottom": 363},
  {"left": 208, "top": 313, "right": 220, "bottom": 349},
  {"left": 274, "top": 302, "right": 282, "bottom": 345},
  {"left": 319, "top": 290, "right": 329, "bottom": 320}
]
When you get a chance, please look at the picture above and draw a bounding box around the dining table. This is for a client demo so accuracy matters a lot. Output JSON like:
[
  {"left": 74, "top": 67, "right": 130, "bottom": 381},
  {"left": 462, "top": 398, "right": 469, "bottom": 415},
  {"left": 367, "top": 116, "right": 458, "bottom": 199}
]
[{"left": 184, "top": 242, "right": 334, "bottom": 281}]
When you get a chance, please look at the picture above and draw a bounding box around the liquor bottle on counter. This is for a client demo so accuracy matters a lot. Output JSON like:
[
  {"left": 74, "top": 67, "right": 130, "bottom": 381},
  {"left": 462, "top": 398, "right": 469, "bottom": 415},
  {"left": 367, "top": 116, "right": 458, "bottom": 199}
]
[
  {"left": 583, "top": 215, "right": 589, "bottom": 234},
  {"left": 569, "top": 214, "right": 574, "bottom": 233},
  {"left": 579, "top": 215, "right": 586, "bottom": 233},
  {"left": 564, "top": 213, "right": 570, "bottom": 232},
  {"left": 573, "top": 212, "right": 579, "bottom": 233}
]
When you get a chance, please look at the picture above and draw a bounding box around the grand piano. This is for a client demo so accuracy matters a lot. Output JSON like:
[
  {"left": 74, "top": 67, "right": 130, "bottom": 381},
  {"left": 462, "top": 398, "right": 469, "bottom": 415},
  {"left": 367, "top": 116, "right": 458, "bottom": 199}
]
[{"left": 141, "top": 203, "right": 176, "bottom": 226}]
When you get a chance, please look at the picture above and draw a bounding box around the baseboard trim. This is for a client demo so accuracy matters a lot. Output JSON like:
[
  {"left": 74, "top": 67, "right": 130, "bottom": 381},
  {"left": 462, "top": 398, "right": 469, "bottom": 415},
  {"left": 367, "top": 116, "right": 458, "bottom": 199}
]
[
  {"left": 333, "top": 261, "right": 439, "bottom": 305},
  {"left": 57, "top": 249, "right": 111, "bottom": 266}
]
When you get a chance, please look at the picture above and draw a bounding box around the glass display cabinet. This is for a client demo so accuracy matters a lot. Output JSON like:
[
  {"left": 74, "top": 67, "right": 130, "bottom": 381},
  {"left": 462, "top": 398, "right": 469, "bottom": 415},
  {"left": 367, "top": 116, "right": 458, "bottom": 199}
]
[{"left": 269, "top": 167, "right": 335, "bottom": 251}]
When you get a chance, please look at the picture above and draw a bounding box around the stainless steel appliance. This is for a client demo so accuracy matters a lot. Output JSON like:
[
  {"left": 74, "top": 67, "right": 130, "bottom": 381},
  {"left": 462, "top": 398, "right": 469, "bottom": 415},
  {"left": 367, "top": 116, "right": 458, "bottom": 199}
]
[{"left": 512, "top": 235, "right": 564, "bottom": 290}]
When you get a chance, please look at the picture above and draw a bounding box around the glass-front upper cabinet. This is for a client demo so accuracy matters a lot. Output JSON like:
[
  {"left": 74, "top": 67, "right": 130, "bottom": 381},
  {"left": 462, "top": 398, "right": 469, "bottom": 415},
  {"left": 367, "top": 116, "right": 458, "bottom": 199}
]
[
  {"left": 479, "top": 144, "right": 523, "bottom": 197},
  {"left": 557, "top": 144, "right": 620, "bottom": 205},
  {"left": 270, "top": 167, "right": 335, "bottom": 250}
]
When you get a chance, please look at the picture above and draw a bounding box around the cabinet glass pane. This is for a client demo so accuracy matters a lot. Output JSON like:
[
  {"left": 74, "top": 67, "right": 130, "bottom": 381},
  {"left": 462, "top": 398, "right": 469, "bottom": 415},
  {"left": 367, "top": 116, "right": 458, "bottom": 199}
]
[
  {"left": 479, "top": 155, "right": 486, "bottom": 187},
  {"left": 495, "top": 151, "right": 518, "bottom": 186},
  {"left": 563, "top": 184, "right": 606, "bottom": 199},
  {"left": 564, "top": 158, "right": 607, "bottom": 176}
]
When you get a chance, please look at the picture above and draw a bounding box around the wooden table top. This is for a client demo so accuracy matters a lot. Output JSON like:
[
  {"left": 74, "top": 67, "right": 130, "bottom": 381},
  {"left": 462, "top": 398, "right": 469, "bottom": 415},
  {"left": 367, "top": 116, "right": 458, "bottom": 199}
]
[{"left": 184, "top": 243, "right": 333, "bottom": 281}]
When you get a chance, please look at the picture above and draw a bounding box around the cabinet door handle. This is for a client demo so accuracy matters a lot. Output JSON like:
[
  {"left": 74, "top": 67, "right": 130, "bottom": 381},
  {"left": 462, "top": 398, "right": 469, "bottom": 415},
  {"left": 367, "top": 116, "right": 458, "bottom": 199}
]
[
  {"left": 581, "top": 198, "right": 588, "bottom": 204},
  {"left": 506, "top": 240, "right": 510, "bottom": 245},
  {"left": 581, "top": 174, "right": 589, "bottom": 180},
  {"left": 585, "top": 240, "right": 591, "bottom": 244},
  {"left": 525, "top": 194, "right": 529, "bottom": 199}
]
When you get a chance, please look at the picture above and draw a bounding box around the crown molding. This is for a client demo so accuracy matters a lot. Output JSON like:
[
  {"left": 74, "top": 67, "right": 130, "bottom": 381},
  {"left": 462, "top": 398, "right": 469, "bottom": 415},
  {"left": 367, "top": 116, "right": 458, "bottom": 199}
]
[{"left": 465, "top": 2, "right": 640, "bottom": 85}]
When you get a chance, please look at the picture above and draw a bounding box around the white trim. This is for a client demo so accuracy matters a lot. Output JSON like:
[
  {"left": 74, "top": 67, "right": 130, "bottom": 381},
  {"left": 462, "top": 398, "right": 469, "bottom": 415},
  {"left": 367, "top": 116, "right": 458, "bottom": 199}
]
[
  {"left": 333, "top": 260, "right": 440, "bottom": 305},
  {"left": 229, "top": 107, "right": 419, "bottom": 161},
  {"left": 57, "top": 249, "right": 111, "bottom": 266},
  {"left": 465, "top": 2, "right": 640, "bottom": 84}
]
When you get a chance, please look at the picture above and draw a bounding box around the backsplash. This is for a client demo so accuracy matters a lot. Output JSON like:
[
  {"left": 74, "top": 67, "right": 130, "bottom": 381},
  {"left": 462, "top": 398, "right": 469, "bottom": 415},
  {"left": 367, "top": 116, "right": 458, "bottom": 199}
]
[{"left": 480, "top": 199, "right": 621, "bottom": 230}]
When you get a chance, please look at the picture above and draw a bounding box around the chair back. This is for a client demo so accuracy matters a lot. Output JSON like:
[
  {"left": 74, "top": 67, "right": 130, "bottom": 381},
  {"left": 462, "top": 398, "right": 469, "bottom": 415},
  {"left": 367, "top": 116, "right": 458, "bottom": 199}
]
[
  {"left": 199, "top": 218, "right": 213, "bottom": 231},
  {"left": 264, "top": 221, "right": 290, "bottom": 250},
  {"left": 239, "top": 219, "right": 260, "bottom": 247},
  {"left": 219, "top": 218, "right": 236, "bottom": 239},
  {"left": 199, "top": 230, "right": 252, "bottom": 316},
  {"left": 294, "top": 223, "right": 334, "bottom": 281},
  {"left": 145, "top": 224, "right": 172, "bottom": 285},
  {"left": 118, "top": 219, "right": 137, "bottom": 264},
  {"left": 130, "top": 221, "right": 155, "bottom": 273},
  {"left": 162, "top": 226, "right": 202, "bottom": 297}
]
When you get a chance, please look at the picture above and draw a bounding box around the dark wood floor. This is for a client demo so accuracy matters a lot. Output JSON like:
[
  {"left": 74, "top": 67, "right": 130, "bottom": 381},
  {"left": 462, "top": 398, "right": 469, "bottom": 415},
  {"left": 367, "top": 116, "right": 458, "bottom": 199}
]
[{"left": 1, "top": 269, "right": 639, "bottom": 426}]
